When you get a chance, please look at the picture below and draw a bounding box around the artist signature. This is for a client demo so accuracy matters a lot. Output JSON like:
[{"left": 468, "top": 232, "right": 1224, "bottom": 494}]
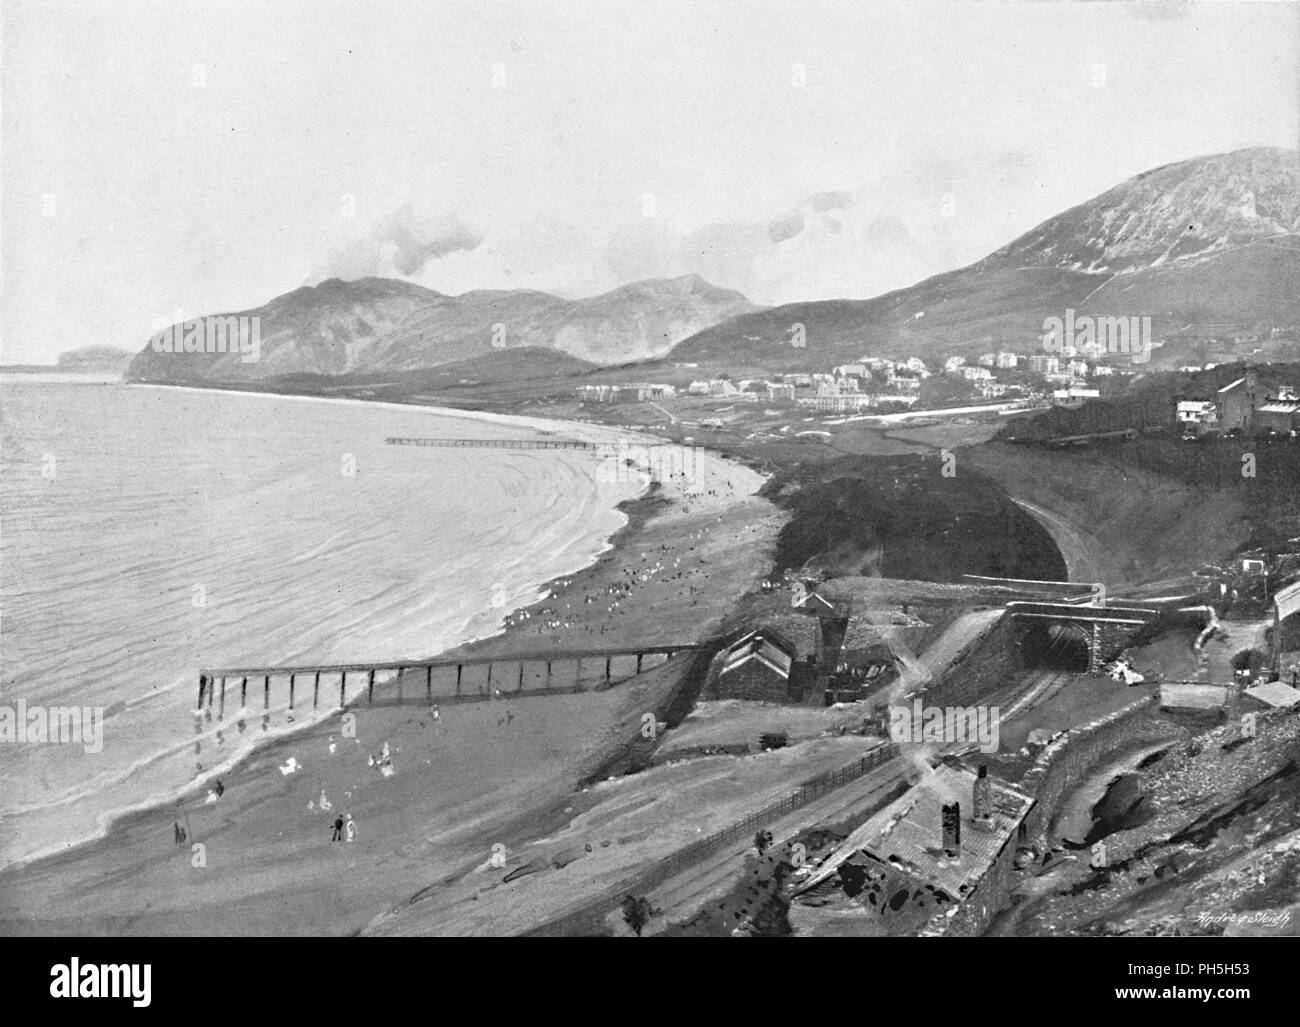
[{"left": 1196, "top": 910, "right": 1292, "bottom": 928}]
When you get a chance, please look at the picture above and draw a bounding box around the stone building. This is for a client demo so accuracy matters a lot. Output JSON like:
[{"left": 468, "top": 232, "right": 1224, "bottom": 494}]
[
  {"left": 795, "top": 763, "right": 1033, "bottom": 934},
  {"left": 1217, "top": 371, "right": 1259, "bottom": 430}
]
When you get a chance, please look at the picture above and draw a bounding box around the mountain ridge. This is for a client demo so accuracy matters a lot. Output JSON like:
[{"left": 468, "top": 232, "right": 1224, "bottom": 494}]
[
  {"left": 125, "top": 273, "right": 759, "bottom": 383},
  {"left": 668, "top": 146, "right": 1300, "bottom": 373}
]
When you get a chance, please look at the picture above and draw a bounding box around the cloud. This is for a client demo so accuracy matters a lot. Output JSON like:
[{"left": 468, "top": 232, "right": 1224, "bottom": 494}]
[
  {"left": 767, "top": 212, "right": 806, "bottom": 244},
  {"left": 317, "top": 206, "right": 483, "bottom": 282}
]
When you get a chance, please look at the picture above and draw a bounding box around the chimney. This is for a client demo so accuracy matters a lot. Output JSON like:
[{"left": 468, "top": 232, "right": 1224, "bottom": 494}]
[
  {"left": 941, "top": 802, "right": 961, "bottom": 857},
  {"left": 972, "top": 764, "right": 994, "bottom": 831}
]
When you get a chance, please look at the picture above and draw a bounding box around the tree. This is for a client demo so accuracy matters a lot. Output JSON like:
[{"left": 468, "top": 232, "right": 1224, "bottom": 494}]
[
  {"left": 754, "top": 829, "right": 774, "bottom": 855},
  {"left": 620, "top": 895, "right": 659, "bottom": 937}
]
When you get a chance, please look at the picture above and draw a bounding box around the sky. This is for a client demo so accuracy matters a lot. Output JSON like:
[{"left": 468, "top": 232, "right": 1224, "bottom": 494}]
[{"left": 2, "top": 0, "right": 1297, "bottom": 364}]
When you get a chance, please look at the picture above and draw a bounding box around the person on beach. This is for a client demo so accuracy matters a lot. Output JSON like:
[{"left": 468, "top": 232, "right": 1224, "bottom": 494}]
[
  {"left": 174, "top": 821, "right": 186, "bottom": 845},
  {"left": 331, "top": 816, "right": 344, "bottom": 841},
  {"left": 345, "top": 814, "right": 357, "bottom": 843}
]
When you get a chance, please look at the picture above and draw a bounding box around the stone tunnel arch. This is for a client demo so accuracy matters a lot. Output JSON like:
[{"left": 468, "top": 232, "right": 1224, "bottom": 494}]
[{"left": 1016, "top": 619, "right": 1093, "bottom": 672}]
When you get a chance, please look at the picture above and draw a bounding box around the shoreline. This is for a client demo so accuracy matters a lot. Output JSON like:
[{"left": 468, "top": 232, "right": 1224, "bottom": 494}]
[
  {"left": 0, "top": 381, "right": 660, "bottom": 872},
  {"left": 0, "top": 383, "right": 784, "bottom": 933}
]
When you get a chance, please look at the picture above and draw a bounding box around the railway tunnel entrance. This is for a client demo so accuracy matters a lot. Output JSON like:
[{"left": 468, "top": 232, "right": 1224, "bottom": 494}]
[{"left": 1017, "top": 620, "right": 1092, "bottom": 673}]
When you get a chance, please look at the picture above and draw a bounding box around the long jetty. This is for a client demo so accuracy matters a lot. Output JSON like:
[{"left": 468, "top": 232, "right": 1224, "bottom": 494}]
[
  {"left": 385, "top": 436, "right": 671, "bottom": 451},
  {"left": 196, "top": 644, "right": 699, "bottom": 715},
  {"left": 387, "top": 436, "right": 592, "bottom": 450}
]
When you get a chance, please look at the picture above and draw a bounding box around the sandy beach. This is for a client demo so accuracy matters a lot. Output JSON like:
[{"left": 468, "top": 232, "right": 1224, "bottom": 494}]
[{"left": 0, "top": 414, "right": 785, "bottom": 936}]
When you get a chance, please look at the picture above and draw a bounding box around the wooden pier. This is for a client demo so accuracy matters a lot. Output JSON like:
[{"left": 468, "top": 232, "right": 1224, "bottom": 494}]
[
  {"left": 196, "top": 644, "right": 699, "bottom": 713},
  {"left": 385, "top": 436, "right": 673, "bottom": 451}
]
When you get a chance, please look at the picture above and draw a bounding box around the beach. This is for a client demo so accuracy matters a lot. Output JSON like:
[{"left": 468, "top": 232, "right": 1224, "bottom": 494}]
[{"left": 0, "top": 394, "right": 784, "bottom": 935}]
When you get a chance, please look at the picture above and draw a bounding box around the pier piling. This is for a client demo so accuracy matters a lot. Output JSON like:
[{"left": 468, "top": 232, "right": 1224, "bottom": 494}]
[{"left": 198, "top": 644, "right": 697, "bottom": 712}]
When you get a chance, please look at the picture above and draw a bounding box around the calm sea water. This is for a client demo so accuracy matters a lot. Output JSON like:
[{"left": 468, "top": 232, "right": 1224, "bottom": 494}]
[{"left": 0, "top": 382, "right": 643, "bottom": 868}]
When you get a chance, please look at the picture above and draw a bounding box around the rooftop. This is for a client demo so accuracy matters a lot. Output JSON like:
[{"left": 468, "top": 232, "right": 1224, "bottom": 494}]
[
  {"left": 1243, "top": 681, "right": 1300, "bottom": 709},
  {"left": 719, "top": 629, "right": 795, "bottom": 679},
  {"left": 798, "top": 763, "right": 1033, "bottom": 900}
]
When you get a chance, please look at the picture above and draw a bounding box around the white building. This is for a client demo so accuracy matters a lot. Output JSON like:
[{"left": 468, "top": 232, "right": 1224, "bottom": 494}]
[
  {"left": 1176, "top": 400, "right": 1217, "bottom": 425},
  {"left": 1053, "top": 387, "right": 1100, "bottom": 407}
]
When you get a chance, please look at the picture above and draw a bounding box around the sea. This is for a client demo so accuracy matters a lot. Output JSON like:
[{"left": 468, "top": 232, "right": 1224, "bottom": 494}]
[{"left": 0, "top": 380, "right": 645, "bottom": 868}]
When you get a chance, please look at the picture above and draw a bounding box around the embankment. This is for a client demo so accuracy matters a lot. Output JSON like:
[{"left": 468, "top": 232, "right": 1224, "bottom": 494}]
[{"left": 965, "top": 442, "right": 1249, "bottom": 587}]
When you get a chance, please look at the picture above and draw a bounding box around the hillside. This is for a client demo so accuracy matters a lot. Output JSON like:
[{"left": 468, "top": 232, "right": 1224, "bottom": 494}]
[
  {"left": 125, "top": 274, "right": 756, "bottom": 384},
  {"left": 669, "top": 147, "right": 1300, "bottom": 374},
  {"left": 760, "top": 453, "right": 1067, "bottom": 582},
  {"left": 57, "top": 346, "right": 137, "bottom": 374}
]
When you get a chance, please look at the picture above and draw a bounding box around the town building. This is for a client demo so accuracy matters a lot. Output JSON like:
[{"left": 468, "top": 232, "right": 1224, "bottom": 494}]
[
  {"left": 795, "top": 764, "right": 1034, "bottom": 934},
  {"left": 1217, "top": 372, "right": 1259, "bottom": 430},
  {"left": 1052, "top": 387, "right": 1100, "bottom": 407},
  {"left": 995, "top": 352, "right": 1018, "bottom": 369},
  {"left": 1255, "top": 397, "right": 1300, "bottom": 434},
  {"left": 622, "top": 383, "right": 675, "bottom": 401},
  {"left": 575, "top": 384, "right": 618, "bottom": 403},
  {"left": 833, "top": 363, "right": 870, "bottom": 381},
  {"left": 1176, "top": 400, "right": 1218, "bottom": 434},
  {"left": 703, "top": 619, "right": 820, "bottom": 704},
  {"left": 876, "top": 394, "right": 920, "bottom": 407}
]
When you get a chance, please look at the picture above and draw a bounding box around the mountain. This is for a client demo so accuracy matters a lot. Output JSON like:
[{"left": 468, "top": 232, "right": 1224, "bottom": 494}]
[
  {"left": 668, "top": 147, "right": 1300, "bottom": 374},
  {"left": 57, "top": 346, "right": 138, "bottom": 374},
  {"left": 125, "top": 274, "right": 756, "bottom": 383}
]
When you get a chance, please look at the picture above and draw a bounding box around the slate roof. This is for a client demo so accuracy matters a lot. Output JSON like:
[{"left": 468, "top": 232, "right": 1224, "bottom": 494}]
[{"left": 798, "top": 763, "right": 1033, "bottom": 900}]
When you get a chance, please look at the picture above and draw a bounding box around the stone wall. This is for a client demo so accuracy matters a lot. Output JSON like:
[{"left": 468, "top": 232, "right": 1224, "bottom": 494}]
[
  {"left": 924, "top": 612, "right": 1020, "bottom": 707},
  {"left": 918, "top": 825, "right": 1022, "bottom": 937},
  {"left": 920, "top": 695, "right": 1180, "bottom": 936},
  {"left": 1019, "top": 694, "right": 1177, "bottom": 850}
]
